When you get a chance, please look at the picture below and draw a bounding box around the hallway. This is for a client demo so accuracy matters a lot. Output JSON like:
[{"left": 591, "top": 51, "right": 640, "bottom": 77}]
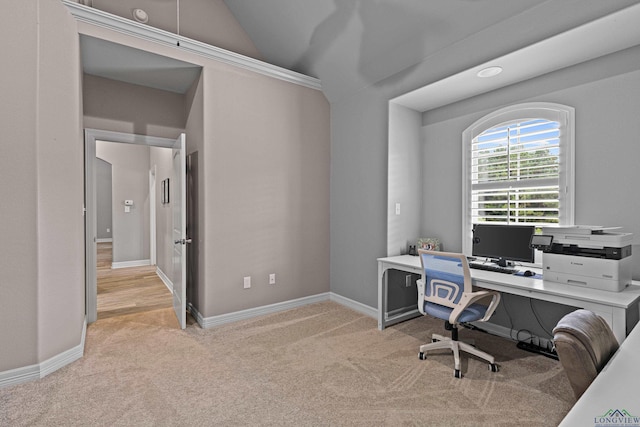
[{"left": 97, "top": 242, "right": 173, "bottom": 319}]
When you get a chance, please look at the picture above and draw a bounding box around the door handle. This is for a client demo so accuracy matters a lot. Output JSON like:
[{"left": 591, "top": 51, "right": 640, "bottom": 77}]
[{"left": 174, "top": 238, "right": 193, "bottom": 245}]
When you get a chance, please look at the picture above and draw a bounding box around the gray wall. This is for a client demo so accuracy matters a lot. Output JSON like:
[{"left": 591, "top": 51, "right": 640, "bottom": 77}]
[
  {"left": 417, "top": 47, "right": 640, "bottom": 338},
  {"left": 331, "top": 90, "right": 390, "bottom": 308},
  {"left": 387, "top": 103, "right": 422, "bottom": 256},
  {"left": 96, "top": 141, "right": 151, "bottom": 264},
  {"left": 83, "top": 74, "right": 186, "bottom": 140},
  {"left": 1, "top": 0, "right": 329, "bottom": 377},
  {"left": 330, "top": 2, "right": 640, "bottom": 315},
  {"left": 202, "top": 65, "right": 330, "bottom": 316},
  {"left": 96, "top": 158, "right": 113, "bottom": 240},
  {"left": 0, "top": 0, "right": 84, "bottom": 372},
  {"left": 422, "top": 46, "right": 640, "bottom": 270},
  {"left": 95, "top": 143, "right": 173, "bottom": 272},
  {"left": 150, "top": 146, "right": 174, "bottom": 277},
  {"left": 84, "top": 74, "right": 189, "bottom": 270},
  {"left": 79, "top": 14, "right": 331, "bottom": 320},
  {"left": 1, "top": 1, "right": 40, "bottom": 370}
]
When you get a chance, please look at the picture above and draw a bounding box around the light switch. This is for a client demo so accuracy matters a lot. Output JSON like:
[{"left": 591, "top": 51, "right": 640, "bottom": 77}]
[
  {"left": 125, "top": 206, "right": 130, "bottom": 213},
  {"left": 395, "top": 203, "right": 401, "bottom": 215}
]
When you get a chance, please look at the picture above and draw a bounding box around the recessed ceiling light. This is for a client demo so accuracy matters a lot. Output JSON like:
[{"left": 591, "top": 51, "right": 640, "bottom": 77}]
[
  {"left": 477, "top": 66, "right": 503, "bottom": 78},
  {"left": 132, "top": 8, "right": 149, "bottom": 23}
]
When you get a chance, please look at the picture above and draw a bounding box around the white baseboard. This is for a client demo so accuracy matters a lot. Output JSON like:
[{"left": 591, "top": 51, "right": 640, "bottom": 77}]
[
  {"left": 0, "top": 364, "right": 40, "bottom": 388},
  {"left": 96, "top": 238, "right": 112, "bottom": 243},
  {"left": 188, "top": 303, "right": 205, "bottom": 326},
  {"left": 156, "top": 267, "right": 173, "bottom": 293},
  {"left": 0, "top": 318, "right": 86, "bottom": 389},
  {"left": 190, "top": 292, "right": 377, "bottom": 329},
  {"left": 112, "top": 259, "right": 151, "bottom": 269},
  {"left": 329, "top": 292, "right": 378, "bottom": 319},
  {"left": 192, "top": 293, "right": 330, "bottom": 329}
]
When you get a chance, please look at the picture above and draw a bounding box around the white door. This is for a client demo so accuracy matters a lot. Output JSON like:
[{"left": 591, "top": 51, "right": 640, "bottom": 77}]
[{"left": 172, "top": 133, "right": 187, "bottom": 329}]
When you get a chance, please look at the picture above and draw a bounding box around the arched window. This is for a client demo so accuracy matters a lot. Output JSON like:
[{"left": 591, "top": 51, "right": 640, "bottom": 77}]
[{"left": 462, "top": 102, "right": 575, "bottom": 257}]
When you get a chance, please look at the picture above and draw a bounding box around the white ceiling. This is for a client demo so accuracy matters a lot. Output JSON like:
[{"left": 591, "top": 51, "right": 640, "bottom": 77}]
[
  {"left": 224, "top": 0, "right": 547, "bottom": 102},
  {"left": 224, "top": 0, "right": 640, "bottom": 104},
  {"left": 393, "top": 2, "right": 640, "bottom": 111}
]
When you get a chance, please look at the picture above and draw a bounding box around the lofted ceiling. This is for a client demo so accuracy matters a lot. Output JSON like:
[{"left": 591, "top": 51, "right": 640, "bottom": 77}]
[
  {"left": 224, "top": 0, "right": 544, "bottom": 100},
  {"left": 76, "top": 0, "right": 640, "bottom": 106},
  {"left": 223, "top": 0, "right": 640, "bottom": 105}
]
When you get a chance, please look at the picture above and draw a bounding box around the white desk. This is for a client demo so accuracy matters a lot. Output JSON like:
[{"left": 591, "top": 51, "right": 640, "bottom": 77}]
[
  {"left": 559, "top": 322, "right": 640, "bottom": 426},
  {"left": 377, "top": 255, "right": 640, "bottom": 343}
]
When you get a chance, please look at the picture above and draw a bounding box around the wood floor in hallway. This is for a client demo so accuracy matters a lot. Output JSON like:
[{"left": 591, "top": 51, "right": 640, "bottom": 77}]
[{"left": 97, "top": 242, "right": 173, "bottom": 319}]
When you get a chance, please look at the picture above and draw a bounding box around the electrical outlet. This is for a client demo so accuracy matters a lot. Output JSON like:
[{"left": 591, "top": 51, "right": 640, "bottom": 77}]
[
  {"left": 243, "top": 276, "right": 251, "bottom": 289},
  {"left": 269, "top": 273, "right": 276, "bottom": 285}
]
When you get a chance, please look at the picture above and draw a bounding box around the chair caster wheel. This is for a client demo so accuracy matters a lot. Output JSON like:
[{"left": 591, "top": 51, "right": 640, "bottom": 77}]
[
  {"left": 419, "top": 352, "right": 426, "bottom": 360},
  {"left": 454, "top": 369, "right": 462, "bottom": 378},
  {"left": 489, "top": 363, "right": 499, "bottom": 372}
]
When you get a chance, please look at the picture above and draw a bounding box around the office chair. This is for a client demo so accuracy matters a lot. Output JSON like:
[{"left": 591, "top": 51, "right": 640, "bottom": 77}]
[
  {"left": 417, "top": 249, "right": 501, "bottom": 378},
  {"left": 552, "top": 309, "right": 619, "bottom": 400}
]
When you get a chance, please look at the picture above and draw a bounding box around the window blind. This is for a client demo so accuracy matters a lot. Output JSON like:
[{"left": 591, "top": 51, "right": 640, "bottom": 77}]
[{"left": 471, "top": 119, "right": 560, "bottom": 225}]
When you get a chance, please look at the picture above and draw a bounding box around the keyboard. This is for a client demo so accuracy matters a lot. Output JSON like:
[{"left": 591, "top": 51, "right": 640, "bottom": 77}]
[{"left": 469, "top": 262, "right": 516, "bottom": 274}]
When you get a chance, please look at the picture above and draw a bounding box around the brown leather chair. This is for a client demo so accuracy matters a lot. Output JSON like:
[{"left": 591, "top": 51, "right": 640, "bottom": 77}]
[{"left": 552, "top": 309, "right": 619, "bottom": 400}]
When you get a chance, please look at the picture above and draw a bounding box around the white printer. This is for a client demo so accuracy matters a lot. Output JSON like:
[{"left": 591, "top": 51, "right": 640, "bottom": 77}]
[{"left": 534, "top": 226, "right": 633, "bottom": 292}]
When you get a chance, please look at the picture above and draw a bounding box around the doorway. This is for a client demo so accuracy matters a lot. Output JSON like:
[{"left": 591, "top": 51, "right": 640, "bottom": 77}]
[
  {"left": 94, "top": 143, "right": 172, "bottom": 319},
  {"left": 85, "top": 129, "right": 188, "bottom": 327}
]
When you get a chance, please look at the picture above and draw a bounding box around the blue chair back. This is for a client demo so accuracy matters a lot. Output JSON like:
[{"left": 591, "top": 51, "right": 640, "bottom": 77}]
[{"left": 419, "top": 251, "right": 471, "bottom": 309}]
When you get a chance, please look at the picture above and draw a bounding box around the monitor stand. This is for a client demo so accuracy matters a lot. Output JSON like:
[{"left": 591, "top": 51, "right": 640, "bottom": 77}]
[{"left": 495, "top": 258, "right": 509, "bottom": 267}]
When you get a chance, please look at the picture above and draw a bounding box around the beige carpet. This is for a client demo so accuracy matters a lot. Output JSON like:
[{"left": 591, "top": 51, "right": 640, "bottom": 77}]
[{"left": 0, "top": 302, "right": 574, "bottom": 426}]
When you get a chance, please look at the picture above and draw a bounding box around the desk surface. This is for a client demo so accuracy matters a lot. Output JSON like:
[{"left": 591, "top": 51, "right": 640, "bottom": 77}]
[
  {"left": 559, "top": 323, "right": 640, "bottom": 426},
  {"left": 377, "top": 255, "right": 640, "bottom": 342},
  {"left": 378, "top": 255, "right": 640, "bottom": 309}
]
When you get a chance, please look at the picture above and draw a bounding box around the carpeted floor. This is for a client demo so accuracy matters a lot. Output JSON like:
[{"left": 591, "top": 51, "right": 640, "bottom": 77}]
[{"left": 0, "top": 301, "right": 574, "bottom": 426}]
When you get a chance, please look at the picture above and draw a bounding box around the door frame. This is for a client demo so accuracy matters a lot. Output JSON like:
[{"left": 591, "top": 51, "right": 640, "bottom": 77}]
[
  {"left": 84, "top": 128, "right": 181, "bottom": 324},
  {"left": 149, "top": 165, "right": 157, "bottom": 266},
  {"left": 171, "top": 134, "right": 187, "bottom": 329}
]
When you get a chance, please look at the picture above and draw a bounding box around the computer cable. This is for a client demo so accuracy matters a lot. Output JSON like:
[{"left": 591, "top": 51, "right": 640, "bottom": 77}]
[
  {"left": 528, "top": 299, "right": 554, "bottom": 340},
  {"left": 501, "top": 295, "right": 517, "bottom": 341}
]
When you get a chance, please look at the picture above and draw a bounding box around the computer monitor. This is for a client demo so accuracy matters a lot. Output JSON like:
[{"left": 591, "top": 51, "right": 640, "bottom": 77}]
[{"left": 472, "top": 223, "right": 535, "bottom": 266}]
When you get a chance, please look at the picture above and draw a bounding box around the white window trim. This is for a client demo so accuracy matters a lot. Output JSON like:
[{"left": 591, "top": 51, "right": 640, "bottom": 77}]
[{"left": 462, "top": 102, "right": 575, "bottom": 256}]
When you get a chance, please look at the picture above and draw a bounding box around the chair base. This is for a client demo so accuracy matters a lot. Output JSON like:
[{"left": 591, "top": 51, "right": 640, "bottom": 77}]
[{"left": 419, "top": 333, "right": 499, "bottom": 378}]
